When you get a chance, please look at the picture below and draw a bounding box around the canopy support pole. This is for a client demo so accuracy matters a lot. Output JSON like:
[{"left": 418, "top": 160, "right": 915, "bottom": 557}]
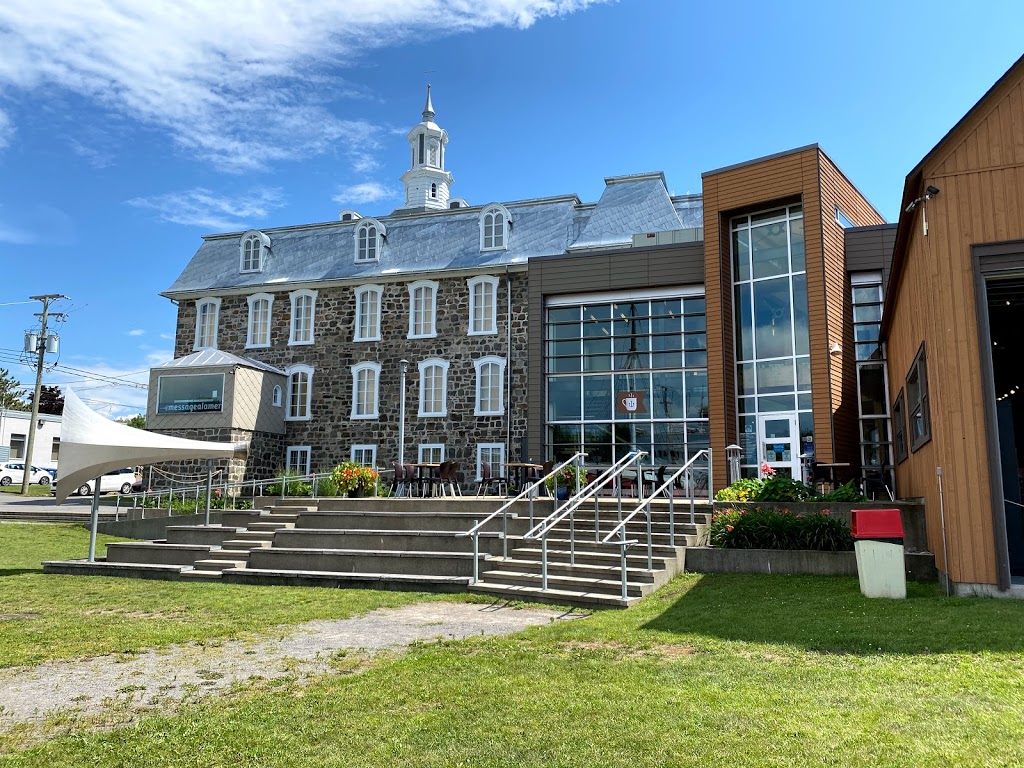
[
  {"left": 204, "top": 460, "right": 213, "bottom": 526},
  {"left": 87, "top": 477, "right": 101, "bottom": 562}
]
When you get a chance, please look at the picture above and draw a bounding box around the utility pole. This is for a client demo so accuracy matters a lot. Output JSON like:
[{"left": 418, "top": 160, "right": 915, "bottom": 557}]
[{"left": 20, "top": 294, "right": 67, "bottom": 495}]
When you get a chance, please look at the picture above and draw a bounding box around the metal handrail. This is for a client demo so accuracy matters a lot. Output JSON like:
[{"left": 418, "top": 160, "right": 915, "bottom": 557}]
[
  {"left": 521, "top": 450, "right": 647, "bottom": 592},
  {"left": 598, "top": 450, "right": 713, "bottom": 601},
  {"left": 459, "top": 452, "right": 587, "bottom": 584}
]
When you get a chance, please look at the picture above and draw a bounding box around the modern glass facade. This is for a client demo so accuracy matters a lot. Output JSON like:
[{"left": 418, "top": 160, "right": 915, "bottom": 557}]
[
  {"left": 731, "top": 204, "right": 811, "bottom": 477},
  {"left": 851, "top": 274, "right": 893, "bottom": 476},
  {"left": 545, "top": 292, "right": 709, "bottom": 466}
]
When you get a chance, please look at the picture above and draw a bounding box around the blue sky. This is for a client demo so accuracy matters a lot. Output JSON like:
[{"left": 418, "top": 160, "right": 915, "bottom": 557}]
[{"left": 0, "top": 0, "right": 1021, "bottom": 417}]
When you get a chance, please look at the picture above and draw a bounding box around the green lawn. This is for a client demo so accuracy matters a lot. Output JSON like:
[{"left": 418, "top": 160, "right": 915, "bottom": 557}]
[
  {"left": 2, "top": 523, "right": 1024, "bottom": 767},
  {"left": 0, "top": 485, "right": 50, "bottom": 497}
]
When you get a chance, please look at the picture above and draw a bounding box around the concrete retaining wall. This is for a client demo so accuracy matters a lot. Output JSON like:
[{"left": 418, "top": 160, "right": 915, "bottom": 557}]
[
  {"left": 97, "top": 512, "right": 225, "bottom": 540},
  {"left": 685, "top": 547, "right": 937, "bottom": 582}
]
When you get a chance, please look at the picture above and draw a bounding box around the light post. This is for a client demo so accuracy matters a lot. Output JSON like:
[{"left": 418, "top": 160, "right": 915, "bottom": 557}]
[{"left": 398, "top": 359, "right": 409, "bottom": 466}]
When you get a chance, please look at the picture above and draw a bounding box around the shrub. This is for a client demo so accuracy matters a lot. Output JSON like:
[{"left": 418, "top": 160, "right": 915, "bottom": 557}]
[
  {"left": 754, "top": 476, "right": 816, "bottom": 502},
  {"left": 315, "top": 475, "right": 339, "bottom": 497},
  {"left": 710, "top": 506, "right": 853, "bottom": 551},
  {"left": 816, "top": 480, "right": 867, "bottom": 503},
  {"left": 544, "top": 463, "right": 587, "bottom": 495},
  {"left": 715, "top": 477, "right": 763, "bottom": 502}
]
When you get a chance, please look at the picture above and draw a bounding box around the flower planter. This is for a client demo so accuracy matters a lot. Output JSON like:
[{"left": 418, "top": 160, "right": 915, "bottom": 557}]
[{"left": 684, "top": 546, "right": 937, "bottom": 582}]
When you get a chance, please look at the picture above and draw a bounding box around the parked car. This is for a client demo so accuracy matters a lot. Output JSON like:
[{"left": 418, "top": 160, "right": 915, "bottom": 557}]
[
  {"left": 0, "top": 462, "right": 53, "bottom": 486},
  {"left": 52, "top": 467, "right": 139, "bottom": 496}
]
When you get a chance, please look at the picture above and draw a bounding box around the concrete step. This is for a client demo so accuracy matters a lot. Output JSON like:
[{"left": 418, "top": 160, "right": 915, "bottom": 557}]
[
  {"left": 234, "top": 530, "right": 277, "bottom": 541},
  {"left": 213, "top": 548, "right": 251, "bottom": 560},
  {"left": 246, "top": 547, "right": 489, "bottom": 577},
  {"left": 105, "top": 542, "right": 215, "bottom": 566},
  {"left": 467, "top": 581, "right": 637, "bottom": 609},
  {"left": 539, "top": 528, "right": 704, "bottom": 548},
  {"left": 221, "top": 568, "right": 470, "bottom": 592},
  {"left": 247, "top": 521, "right": 295, "bottom": 532},
  {"left": 193, "top": 559, "right": 249, "bottom": 571},
  {"left": 489, "top": 557, "right": 659, "bottom": 583},
  {"left": 221, "top": 539, "right": 272, "bottom": 550},
  {"left": 179, "top": 569, "right": 224, "bottom": 580},
  {"left": 508, "top": 545, "right": 680, "bottom": 570},
  {"left": 295, "top": 510, "right": 531, "bottom": 535},
  {"left": 164, "top": 525, "right": 243, "bottom": 546},
  {"left": 522, "top": 537, "right": 680, "bottom": 558},
  {"left": 273, "top": 528, "right": 506, "bottom": 555},
  {"left": 476, "top": 569, "right": 649, "bottom": 598}
]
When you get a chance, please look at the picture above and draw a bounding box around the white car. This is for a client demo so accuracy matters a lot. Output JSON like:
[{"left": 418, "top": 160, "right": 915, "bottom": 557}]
[
  {"left": 54, "top": 467, "right": 138, "bottom": 497},
  {"left": 0, "top": 462, "right": 53, "bottom": 486}
]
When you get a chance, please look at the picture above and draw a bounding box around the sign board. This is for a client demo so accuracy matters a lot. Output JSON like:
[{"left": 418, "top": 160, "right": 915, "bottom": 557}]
[
  {"left": 615, "top": 390, "right": 648, "bottom": 415},
  {"left": 156, "top": 373, "right": 225, "bottom": 414}
]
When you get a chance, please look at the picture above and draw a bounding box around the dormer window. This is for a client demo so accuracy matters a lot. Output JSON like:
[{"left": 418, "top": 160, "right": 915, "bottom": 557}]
[
  {"left": 339, "top": 210, "right": 362, "bottom": 223},
  {"left": 355, "top": 219, "right": 385, "bottom": 263},
  {"left": 240, "top": 230, "right": 270, "bottom": 273},
  {"left": 480, "top": 205, "right": 511, "bottom": 251}
]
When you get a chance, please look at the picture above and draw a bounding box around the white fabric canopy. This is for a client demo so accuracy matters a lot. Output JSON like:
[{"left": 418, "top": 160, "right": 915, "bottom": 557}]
[{"left": 55, "top": 389, "right": 246, "bottom": 504}]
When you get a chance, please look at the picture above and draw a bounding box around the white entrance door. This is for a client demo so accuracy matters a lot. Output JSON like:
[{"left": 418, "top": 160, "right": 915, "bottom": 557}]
[{"left": 757, "top": 413, "right": 800, "bottom": 478}]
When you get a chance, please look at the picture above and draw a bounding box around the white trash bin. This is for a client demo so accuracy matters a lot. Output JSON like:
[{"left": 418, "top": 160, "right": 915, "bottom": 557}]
[{"left": 852, "top": 509, "right": 907, "bottom": 599}]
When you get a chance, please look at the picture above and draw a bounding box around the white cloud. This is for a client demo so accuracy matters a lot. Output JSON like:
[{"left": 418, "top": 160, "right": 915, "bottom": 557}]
[
  {"left": 51, "top": 350, "right": 171, "bottom": 419},
  {"left": 0, "top": 0, "right": 605, "bottom": 171},
  {"left": 0, "top": 109, "right": 12, "bottom": 150},
  {"left": 332, "top": 182, "right": 395, "bottom": 206},
  {"left": 159, "top": 333, "right": 174, "bottom": 340},
  {"left": 126, "top": 187, "right": 286, "bottom": 230},
  {"left": 127, "top": 329, "right": 145, "bottom": 336}
]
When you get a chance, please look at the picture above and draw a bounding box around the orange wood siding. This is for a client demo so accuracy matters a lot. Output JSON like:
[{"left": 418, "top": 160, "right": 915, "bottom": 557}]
[{"left": 887, "top": 64, "right": 1024, "bottom": 586}]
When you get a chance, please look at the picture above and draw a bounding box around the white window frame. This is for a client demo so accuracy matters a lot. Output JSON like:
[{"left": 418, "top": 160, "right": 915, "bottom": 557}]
[
  {"left": 289, "top": 289, "right": 317, "bottom": 346},
  {"left": 480, "top": 204, "right": 511, "bottom": 251},
  {"left": 355, "top": 219, "right": 385, "bottom": 263},
  {"left": 408, "top": 280, "right": 438, "bottom": 339},
  {"left": 418, "top": 358, "right": 450, "bottom": 417},
  {"left": 474, "top": 355, "right": 506, "bottom": 416},
  {"left": 240, "top": 230, "right": 269, "bottom": 273},
  {"left": 477, "top": 443, "right": 505, "bottom": 482},
  {"left": 419, "top": 444, "right": 445, "bottom": 464},
  {"left": 285, "top": 364, "right": 314, "bottom": 421},
  {"left": 246, "top": 292, "right": 274, "bottom": 348},
  {"left": 468, "top": 275, "right": 499, "bottom": 336},
  {"left": 194, "top": 297, "right": 221, "bottom": 350},
  {"left": 351, "top": 362, "right": 381, "bottom": 420},
  {"left": 354, "top": 284, "right": 383, "bottom": 342},
  {"left": 272, "top": 384, "right": 283, "bottom": 407},
  {"left": 351, "top": 445, "right": 377, "bottom": 466},
  {"left": 286, "top": 446, "right": 311, "bottom": 475}
]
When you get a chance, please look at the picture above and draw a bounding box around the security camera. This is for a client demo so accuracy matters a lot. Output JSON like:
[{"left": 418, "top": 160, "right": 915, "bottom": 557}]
[{"left": 926, "top": 185, "right": 940, "bottom": 196}]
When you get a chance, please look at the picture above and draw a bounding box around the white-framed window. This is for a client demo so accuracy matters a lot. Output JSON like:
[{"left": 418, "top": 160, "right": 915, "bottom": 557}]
[
  {"left": 419, "top": 444, "right": 444, "bottom": 464},
  {"left": 477, "top": 443, "right": 505, "bottom": 481},
  {"left": 355, "top": 219, "right": 385, "bottom": 263},
  {"left": 354, "top": 284, "right": 383, "bottom": 342},
  {"left": 352, "top": 362, "right": 381, "bottom": 419},
  {"left": 246, "top": 293, "right": 274, "bottom": 348},
  {"left": 240, "top": 230, "right": 269, "bottom": 273},
  {"left": 408, "top": 280, "right": 438, "bottom": 339},
  {"left": 194, "top": 297, "right": 221, "bottom": 350},
  {"left": 286, "top": 364, "right": 314, "bottom": 421},
  {"left": 286, "top": 446, "right": 311, "bottom": 475},
  {"left": 474, "top": 356, "right": 506, "bottom": 416},
  {"left": 480, "top": 204, "right": 511, "bottom": 251},
  {"left": 351, "top": 445, "right": 377, "bottom": 466},
  {"left": 468, "top": 275, "right": 498, "bottom": 335},
  {"left": 418, "top": 358, "right": 449, "bottom": 417},
  {"left": 272, "top": 384, "right": 283, "bottom": 407},
  {"left": 289, "top": 289, "right": 317, "bottom": 345}
]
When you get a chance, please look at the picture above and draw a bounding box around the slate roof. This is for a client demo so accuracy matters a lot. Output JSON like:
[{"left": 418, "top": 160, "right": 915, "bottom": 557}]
[
  {"left": 164, "top": 174, "right": 705, "bottom": 297},
  {"left": 155, "top": 349, "right": 285, "bottom": 375}
]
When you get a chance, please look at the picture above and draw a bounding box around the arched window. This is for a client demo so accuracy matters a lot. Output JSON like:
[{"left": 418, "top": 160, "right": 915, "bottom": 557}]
[
  {"left": 289, "top": 289, "right": 317, "bottom": 345},
  {"left": 352, "top": 362, "right": 381, "bottom": 419},
  {"left": 194, "top": 297, "right": 221, "bottom": 350},
  {"left": 354, "top": 284, "right": 383, "bottom": 342},
  {"left": 286, "top": 365, "right": 314, "bottom": 421},
  {"left": 431, "top": 182, "right": 437, "bottom": 199},
  {"left": 474, "top": 356, "right": 506, "bottom": 416},
  {"left": 272, "top": 385, "right": 283, "bottom": 407},
  {"left": 408, "top": 280, "right": 438, "bottom": 339},
  {"left": 418, "top": 358, "right": 449, "bottom": 417},
  {"left": 467, "top": 276, "right": 499, "bottom": 335},
  {"left": 246, "top": 293, "right": 274, "bottom": 348},
  {"left": 480, "top": 205, "right": 511, "bottom": 251},
  {"left": 240, "top": 230, "right": 270, "bottom": 272},
  {"left": 356, "top": 219, "right": 385, "bottom": 263}
]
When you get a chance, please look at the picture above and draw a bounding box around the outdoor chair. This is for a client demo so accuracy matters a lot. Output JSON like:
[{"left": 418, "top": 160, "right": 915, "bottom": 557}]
[
  {"left": 862, "top": 464, "right": 895, "bottom": 501},
  {"left": 476, "top": 461, "right": 508, "bottom": 496},
  {"left": 448, "top": 461, "right": 464, "bottom": 496},
  {"left": 391, "top": 461, "right": 409, "bottom": 497},
  {"left": 426, "top": 460, "right": 450, "bottom": 497},
  {"left": 403, "top": 463, "right": 424, "bottom": 497}
]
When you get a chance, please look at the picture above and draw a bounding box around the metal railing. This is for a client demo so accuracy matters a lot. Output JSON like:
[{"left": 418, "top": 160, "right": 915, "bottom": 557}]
[
  {"left": 459, "top": 453, "right": 587, "bottom": 584},
  {"left": 599, "top": 450, "right": 712, "bottom": 600},
  {"left": 522, "top": 450, "right": 647, "bottom": 592}
]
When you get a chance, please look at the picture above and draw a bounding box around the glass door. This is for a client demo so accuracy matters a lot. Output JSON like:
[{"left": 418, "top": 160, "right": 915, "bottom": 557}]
[{"left": 757, "top": 413, "right": 800, "bottom": 478}]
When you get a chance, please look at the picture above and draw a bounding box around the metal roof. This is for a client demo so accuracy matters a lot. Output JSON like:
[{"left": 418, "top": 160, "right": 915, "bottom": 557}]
[{"left": 154, "top": 349, "right": 285, "bottom": 375}]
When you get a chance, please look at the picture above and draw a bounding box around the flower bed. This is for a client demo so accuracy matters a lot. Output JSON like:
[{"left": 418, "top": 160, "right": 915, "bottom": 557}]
[{"left": 710, "top": 506, "right": 853, "bottom": 552}]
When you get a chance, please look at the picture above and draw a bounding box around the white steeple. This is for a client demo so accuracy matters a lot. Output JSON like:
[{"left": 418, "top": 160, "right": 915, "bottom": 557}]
[{"left": 400, "top": 85, "right": 453, "bottom": 211}]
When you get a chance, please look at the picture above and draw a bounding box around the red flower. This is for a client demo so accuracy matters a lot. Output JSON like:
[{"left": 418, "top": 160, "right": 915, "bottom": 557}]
[
  {"left": 822, "top": 509, "right": 830, "bottom": 516},
  {"left": 726, "top": 524, "right": 734, "bottom": 532}
]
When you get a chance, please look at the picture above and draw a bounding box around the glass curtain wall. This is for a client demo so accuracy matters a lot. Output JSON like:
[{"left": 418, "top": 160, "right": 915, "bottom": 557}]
[
  {"left": 732, "top": 204, "right": 811, "bottom": 476},
  {"left": 545, "top": 294, "right": 708, "bottom": 467},
  {"left": 851, "top": 274, "right": 893, "bottom": 480}
]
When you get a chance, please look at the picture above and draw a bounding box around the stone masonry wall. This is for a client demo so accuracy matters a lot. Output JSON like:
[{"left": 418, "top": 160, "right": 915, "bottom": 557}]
[
  {"left": 145, "top": 427, "right": 285, "bottom": 490},
  {"left": 174, "top": 272, "right": 530, "bottom": 483}
]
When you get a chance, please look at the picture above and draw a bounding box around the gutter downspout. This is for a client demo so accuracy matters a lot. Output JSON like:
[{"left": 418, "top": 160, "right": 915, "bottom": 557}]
[{"left": 506, "top": 266, "right": 512, "bottom": 461}]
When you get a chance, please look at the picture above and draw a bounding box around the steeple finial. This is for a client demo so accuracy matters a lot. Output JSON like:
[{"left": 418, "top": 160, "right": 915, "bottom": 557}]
[{"left": 422, "top": 84, "right": 434, "bottom": 122}]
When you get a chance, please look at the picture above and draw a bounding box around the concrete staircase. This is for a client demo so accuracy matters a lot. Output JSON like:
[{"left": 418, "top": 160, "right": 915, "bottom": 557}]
[{"left": 45, "top": 496, "right": 710, "bottom": 609}]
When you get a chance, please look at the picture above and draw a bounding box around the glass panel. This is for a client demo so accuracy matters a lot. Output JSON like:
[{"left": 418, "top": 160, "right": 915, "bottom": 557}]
[
  {"left": 861, "top": 418, "right": 889, "bottom": 443},
  {"left": 859, "top": 364, "right": 887, "bottom": 415},
  {"left": 856, "top": 341, "right": 883, "bottom": 361},
  {"left": 737, "top": 362, "right": 755, "bottom": 396},
  {"left": 683, "top": 314, "right": 706, "bottom": 332},
  {"left": 797, "top": 393, "right": 812, "bottom": 410},
  {"left": 548, "top": 340, "right": 579, "bottom": 357},
  {"left": 796, "top": 356, "right": 811, "bottom": 390},
  {"left": 549, "top": 355, "right": 581, "bottom": 374},
  {"left": 685, "top": 371, "right": 708, "bottom": 418},
  {"left": 735, "top": 284, "right": 754, "bottom": 361},
  {"left": 799, "top": 412, "right": 815, "bottom": 457},
  {"left": 862, "top": 443, "right": 888, "bottom": 466},
  {"left": 756, "top": 359, "right": 794, "bottom": 394},
  {"left": 753, "top": 277, "right": 793, "bottom": 359},
  {"left": 853, "top": 286, "right": 881, "bottom": 304},
  {"left": 855, "top": 323, "right": 881, "bottom": 342},
  {"left": 758, "top": 394, "right": 796, "bottom": 412},
  {"left": 738, "top": 396, "right": 755, "bottom": 414},
  {"left": 751, "top": 222, "right": 790, "bottom": 279},
  {"left": 686, "top": 422, "right": 710, "bottom": 452},
  {"left": 733, "top": 228, "right": 750, "bottom": 282},
  {"left": 652, "top": 372, "right": 684, "bottom": 419},
  {"left": 853, "top": 304, "right": 882, "bottom": 323},
  {"left": 683, "top": 332, "right": 706, "bottom": 351},
  {"left": 582, "top": 424, "right": 612, "bottom": 464},
  {"left": 583, "top": 375, "right": 612, "bottom": 420},
  {"left": 684, "top": 297, "right": 706, "bottom": 315},
  {"left": 685, "top": 351, "right": 707, "bottom": 367},
  {"left": 614, "top": 335, "right": 649, "bottom": 369},
  {"left": 548, "top": 307, "right": 579, "bottom": 324},
  {"left": 548, "top": 377, "right": 581, "bottom": 421},
  {"left": 583, "top": 319, "right": 612, "bottom": 338},
  {"left": 651, "top": 351, "right": 683, "bottom": 369},
  {"left": 790, "top": 217, "right": 805, "bottom": 272},
  {"left": 762, "top": 418, "right": 791, "bottom": 439},
  {"left": 548, "top": 322, "right": 580, "bottom": 340},
  {"left": 792, "top": 273, "right": 809, "bottom": 356},
  {"left": 651, "top": 333, "right": 683, "bottom": 352},
  {"left": 614, "top": 373, "right": 651, "bottom": 419},
  {"left": 751, "top": 207, "right": 787, "bottom": 224}
]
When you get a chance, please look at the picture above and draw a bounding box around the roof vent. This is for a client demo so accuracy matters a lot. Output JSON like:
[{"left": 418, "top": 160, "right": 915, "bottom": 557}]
[
  {"left": 448, "top": 198, "right": 469, "bottom": 210},
  {"left": 339, "top": 209, "right": 362, "bottom": 222}
]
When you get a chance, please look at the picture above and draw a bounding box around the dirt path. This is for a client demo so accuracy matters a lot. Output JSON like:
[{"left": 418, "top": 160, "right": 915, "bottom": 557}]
[{"left": 0, "top": 602, "right": 576, "bottom": 731}]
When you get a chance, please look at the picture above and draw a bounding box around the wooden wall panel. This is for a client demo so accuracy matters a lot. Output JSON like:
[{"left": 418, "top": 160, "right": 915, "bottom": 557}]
[{"left": 887, "top": 61, "right": 1024, "bottom": 585}]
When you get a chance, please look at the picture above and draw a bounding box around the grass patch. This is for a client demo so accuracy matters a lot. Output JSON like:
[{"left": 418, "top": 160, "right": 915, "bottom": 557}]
[
  {"left": 0, "top": 523, "right": 472, "bottom": 668},
  {"left": 2, "top": 525, "right": 1024, "bottom": 766},
  {"left": 0, "top": 485, "right": 50, "bottom": 497}
]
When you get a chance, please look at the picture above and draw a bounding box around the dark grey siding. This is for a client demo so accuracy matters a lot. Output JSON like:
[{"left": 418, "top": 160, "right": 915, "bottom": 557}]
[
  {"left": 845, "top": 224, "right": 897, "bottom": 288},
  {"left": 525, "top": 243, "right": 705, "bottom": 459}
]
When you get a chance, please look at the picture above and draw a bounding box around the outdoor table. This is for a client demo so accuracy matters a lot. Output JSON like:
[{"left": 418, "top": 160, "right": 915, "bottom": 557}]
[
  {"left": 411, "top": 463, "right": 441, "bottom": 496},
  {"left": 815, "top": 462, "right": 851, "bottom": 489},
  {"left": 504, "top": 462, "right": 542, "bottom": 493}
]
